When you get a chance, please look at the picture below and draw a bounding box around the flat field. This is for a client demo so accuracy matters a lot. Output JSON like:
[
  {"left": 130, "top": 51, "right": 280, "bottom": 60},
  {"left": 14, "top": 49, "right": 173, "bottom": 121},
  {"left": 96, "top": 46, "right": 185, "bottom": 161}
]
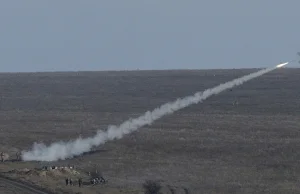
[{"left": 0, "top": 68, "right": 299, "bottom": 193}]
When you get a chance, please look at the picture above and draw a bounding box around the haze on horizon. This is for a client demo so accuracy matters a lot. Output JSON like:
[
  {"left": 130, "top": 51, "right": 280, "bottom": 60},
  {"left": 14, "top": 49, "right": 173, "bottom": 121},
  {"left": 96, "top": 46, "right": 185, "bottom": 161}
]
[{"left": 0, "top": 0, "right": 299, "bottom": 72}]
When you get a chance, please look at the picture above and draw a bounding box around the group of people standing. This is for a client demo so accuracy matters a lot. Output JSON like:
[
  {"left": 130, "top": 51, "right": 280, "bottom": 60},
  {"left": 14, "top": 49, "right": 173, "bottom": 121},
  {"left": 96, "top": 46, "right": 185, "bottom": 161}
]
[{"left": 65, "top": 177, "right": 82, "bottom": 187}]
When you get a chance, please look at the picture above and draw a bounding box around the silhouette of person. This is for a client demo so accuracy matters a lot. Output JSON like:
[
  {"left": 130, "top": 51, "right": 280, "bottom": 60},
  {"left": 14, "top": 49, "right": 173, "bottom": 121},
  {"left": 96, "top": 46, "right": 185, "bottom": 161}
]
[{"left": 78, "top": 178, "right": 82, "bottom": 187}]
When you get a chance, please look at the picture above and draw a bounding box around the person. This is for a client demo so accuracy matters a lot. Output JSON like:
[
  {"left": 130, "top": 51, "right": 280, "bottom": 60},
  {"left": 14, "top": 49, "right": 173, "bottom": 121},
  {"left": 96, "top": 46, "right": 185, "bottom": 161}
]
[
  {"left": 69, "top": 178, "right": 73, "bottom": 186},
  {"left": 78, "top": 178, "right": 82, "bottom": 187},
  {"left": 0, "top": 152, "right": 4, "bottom": 162},
  {"left": 65, "top": 178, "right": 69, "bottom": 186}
]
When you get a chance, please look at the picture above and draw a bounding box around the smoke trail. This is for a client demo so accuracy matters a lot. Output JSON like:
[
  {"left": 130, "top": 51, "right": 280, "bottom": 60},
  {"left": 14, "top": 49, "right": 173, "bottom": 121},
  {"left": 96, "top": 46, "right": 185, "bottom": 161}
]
[{"left": 21, "top": 62, "right": 288, "bottom": 161}]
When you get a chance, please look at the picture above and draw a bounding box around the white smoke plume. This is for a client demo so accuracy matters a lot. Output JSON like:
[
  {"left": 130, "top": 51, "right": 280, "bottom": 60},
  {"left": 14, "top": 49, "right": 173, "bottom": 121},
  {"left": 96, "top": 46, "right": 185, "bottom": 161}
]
[{"left": 21, "top": 62, "right": 288, "bottom": 161}]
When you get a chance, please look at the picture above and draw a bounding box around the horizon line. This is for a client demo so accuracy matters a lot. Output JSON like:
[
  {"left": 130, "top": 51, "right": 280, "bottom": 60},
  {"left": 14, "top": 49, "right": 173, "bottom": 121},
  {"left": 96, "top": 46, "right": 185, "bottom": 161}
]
[{"left": 0, "top": 66, "right": 297, "bottom": 74}]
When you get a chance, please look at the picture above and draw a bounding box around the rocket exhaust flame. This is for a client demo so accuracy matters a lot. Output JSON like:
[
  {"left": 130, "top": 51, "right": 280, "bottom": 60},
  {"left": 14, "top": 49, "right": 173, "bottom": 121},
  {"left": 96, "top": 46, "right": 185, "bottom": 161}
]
[
  {"left": 21, "top": 62, "right": 288, "bottom": 161},
  {"left": 276, "top": 62, "right": 288, "bottom": 68}
]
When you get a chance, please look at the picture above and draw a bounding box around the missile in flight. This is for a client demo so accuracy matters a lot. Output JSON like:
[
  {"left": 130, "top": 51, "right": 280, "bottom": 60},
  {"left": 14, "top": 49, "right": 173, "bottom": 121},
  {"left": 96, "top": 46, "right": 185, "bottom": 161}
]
[{"left": 276, "top": 62, "right": 288, "bottom": 68}]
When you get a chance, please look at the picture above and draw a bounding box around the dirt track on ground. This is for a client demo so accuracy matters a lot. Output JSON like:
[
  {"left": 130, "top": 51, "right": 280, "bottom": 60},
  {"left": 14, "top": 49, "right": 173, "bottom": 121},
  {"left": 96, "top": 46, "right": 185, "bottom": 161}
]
[{"left": 0, "top": 175, "right": 50, "bottom": 194}]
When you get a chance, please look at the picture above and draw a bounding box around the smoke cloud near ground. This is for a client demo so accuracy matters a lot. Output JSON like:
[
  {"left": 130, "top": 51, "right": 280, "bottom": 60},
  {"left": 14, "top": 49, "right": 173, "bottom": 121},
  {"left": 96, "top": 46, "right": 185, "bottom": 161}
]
[{"left": 21, "top": 62, "right": 288, "bottom": 161}]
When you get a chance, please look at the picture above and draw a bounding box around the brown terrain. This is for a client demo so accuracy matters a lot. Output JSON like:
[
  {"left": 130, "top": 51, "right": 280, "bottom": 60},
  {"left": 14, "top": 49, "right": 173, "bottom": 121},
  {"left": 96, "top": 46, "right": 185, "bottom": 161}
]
[{"left": 0, "top": 67, "right": 299, "bottom": 194}]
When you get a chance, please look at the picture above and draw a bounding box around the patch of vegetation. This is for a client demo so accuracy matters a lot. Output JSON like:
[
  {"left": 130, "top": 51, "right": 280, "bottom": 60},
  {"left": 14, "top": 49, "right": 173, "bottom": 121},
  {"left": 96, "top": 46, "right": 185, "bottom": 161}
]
[{"left": 143, "top": 180, "right": 162, "bottom": 194}]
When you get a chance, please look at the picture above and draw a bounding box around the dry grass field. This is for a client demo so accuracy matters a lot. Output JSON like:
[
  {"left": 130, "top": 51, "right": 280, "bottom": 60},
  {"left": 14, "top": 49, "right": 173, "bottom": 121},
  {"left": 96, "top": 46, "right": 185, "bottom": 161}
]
[{"left": 0, "top": 68, "right": 299, "bottom": 193}]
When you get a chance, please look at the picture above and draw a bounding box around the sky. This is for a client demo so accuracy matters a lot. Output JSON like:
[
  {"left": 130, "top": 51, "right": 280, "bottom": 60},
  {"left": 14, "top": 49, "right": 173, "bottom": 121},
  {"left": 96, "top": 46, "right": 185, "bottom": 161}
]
[{"left": 0, "top": 0, "right": 299, "bottom": 72}]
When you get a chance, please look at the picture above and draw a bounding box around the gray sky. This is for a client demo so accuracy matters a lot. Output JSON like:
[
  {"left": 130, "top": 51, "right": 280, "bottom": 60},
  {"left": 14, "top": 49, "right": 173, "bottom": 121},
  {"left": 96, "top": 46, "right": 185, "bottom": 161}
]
[{"left": 0, "top": 0, "right": 299, "bottom": 72}]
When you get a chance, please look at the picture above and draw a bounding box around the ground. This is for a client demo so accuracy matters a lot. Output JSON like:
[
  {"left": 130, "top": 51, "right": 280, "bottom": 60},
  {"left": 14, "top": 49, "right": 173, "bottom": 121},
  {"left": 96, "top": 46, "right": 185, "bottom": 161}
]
[{"left": 0, "top": 68, "right": 299, "bottom": 193}]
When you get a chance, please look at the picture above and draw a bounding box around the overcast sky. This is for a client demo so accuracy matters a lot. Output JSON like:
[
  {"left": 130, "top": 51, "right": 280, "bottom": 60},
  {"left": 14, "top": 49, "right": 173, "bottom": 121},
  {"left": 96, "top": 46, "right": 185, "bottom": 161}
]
[{"left": 0, "top": 0, "right": 299, "bottom": 72}]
